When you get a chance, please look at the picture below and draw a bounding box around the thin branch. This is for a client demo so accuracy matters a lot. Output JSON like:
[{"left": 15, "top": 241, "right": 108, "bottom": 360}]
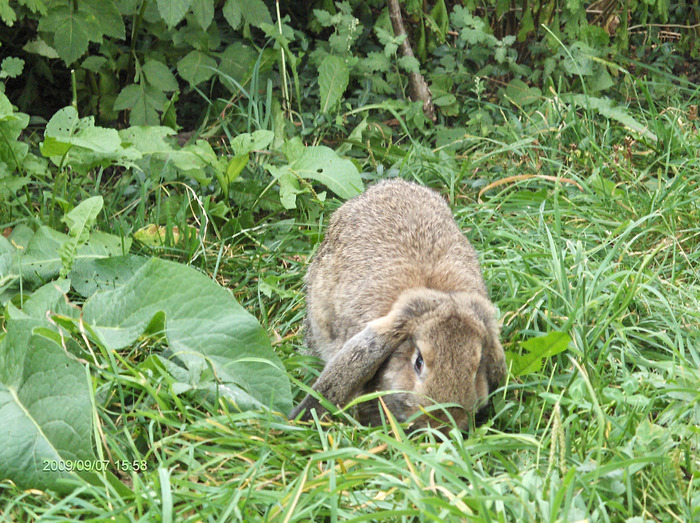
[{"left": 386, "top": 0, "right": 436, "bottom": 121}]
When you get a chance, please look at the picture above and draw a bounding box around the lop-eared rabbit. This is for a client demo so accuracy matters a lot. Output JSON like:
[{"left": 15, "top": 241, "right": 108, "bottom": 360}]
[{"left": 290, "top": 179, "right": 505, "bottom": 430}]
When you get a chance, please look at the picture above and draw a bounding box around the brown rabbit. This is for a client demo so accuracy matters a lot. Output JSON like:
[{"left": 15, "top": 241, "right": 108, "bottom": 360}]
[{"left": 290, "top": 179, "right": 505, "bottom": 430}]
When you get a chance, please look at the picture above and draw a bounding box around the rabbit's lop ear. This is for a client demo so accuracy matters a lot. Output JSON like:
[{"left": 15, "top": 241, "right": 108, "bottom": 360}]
[
  {"left": 290, "top": 309, "right": 408, "bottom": 421},
  {"left": 469, "top": 295, "right": 506, "bottom": 402}
]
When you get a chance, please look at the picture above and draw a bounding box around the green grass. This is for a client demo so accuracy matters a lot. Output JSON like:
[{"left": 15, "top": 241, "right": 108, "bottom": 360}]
[{"left": 2, "top": 77, "right": 699, "bottom": 521}]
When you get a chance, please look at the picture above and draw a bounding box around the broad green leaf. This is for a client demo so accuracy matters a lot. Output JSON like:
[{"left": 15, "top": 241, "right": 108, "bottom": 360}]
[
  {"left": 38, "top": 5, "right": 97, "bottom": 65},
  {"left": 191, "top": 0, "right": 214, "bottom": 29},
  {"left": 505, "top": 79, "right": 542, "bottom": 107},
  {"left": 82, "top": 0, "right": 125, "bottom": 40},
  {"left": 82, "top": 257, "right": 292, "bottom": 414},
  {"left": 230, "top": 130, "right": 274, "bottom": 155},
  {"left": 177, "top": 50, "right": 217, "bottom": 86},
  {"left": 142, "top": 60, "right": 178, "bottom": 92},
  {"left": 506, "top": 332, "right": 572, "bottom": 377},
  {"left": 70, "top": 255, "right": 149, "bottom": 298},
  {"left": 114, "top": 83, "right": 168, "bottom": 126},
  {"left": 21, "top": 226, "right": 130, "bottom": 287},
  {"left": 40, "top": 106, "right": 131, "bottom": 173},
  {"left": 156, "top": 0, "right": 192, "bottom": 28},
  {"left": 0, "top": 91, "right": 30, "bottom": 173},
  {"left": 241, "top": 0, "right": 272, "bottom": 26},
  {"left": 0, "top": 280, "right": 94, "bottom": 493},
  {"left": 222, "top": 0, "right": 241, "bottom": 29},
  {"left": 267, "top": 145, "right": 363, "bottom": 200},
  {"left": 318, "top": 55, "right": 349, "bottom": 114},
  {"left": 278, "top": 173, "right": 303, "bottom": 209}
]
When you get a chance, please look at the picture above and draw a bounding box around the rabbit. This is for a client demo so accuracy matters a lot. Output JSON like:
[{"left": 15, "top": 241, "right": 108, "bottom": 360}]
[{"left": 289, "top": 179, "right": 506, "bottom": 430}]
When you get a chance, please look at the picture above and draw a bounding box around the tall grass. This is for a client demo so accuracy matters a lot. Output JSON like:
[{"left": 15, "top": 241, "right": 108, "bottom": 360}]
[{"left": 2, "top": 76, "right": 698, "bottom": 521}]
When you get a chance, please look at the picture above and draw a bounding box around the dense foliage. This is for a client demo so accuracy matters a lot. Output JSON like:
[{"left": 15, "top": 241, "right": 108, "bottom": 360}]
[{"left": 1, "top": 0, "right": 699, "bottom": 520}]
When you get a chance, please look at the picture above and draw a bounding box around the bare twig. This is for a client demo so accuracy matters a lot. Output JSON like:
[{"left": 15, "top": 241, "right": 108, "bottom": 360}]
[{"left": 386, "top": 0, "right": 436, "bottom": 121}]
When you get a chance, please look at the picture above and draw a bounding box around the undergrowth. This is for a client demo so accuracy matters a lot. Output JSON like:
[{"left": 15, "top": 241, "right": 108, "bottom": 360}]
[{"left": 2, "top": 66, "right": 698, "bottom": 520}]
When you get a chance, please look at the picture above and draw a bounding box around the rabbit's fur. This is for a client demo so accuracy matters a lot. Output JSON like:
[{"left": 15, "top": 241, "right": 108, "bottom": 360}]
[{"left": 290, "top": 179, "right": 505, "bottom": 429}]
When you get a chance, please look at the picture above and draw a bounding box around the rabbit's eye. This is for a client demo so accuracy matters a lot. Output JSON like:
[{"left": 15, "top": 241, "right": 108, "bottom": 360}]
[{"left": 414, "top": 352, "right": 424, "bottom": 375}]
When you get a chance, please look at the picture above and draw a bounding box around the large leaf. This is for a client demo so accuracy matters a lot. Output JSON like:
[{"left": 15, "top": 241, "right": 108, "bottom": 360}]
[
  {"left": 20, "top": 226, "right": 131, "bottom": 287},
  {"left": 82, "top": 257, "right": 292, "bottom": 414},
  {"left": 267, "top": 145, "right": 363, "bottom": 202},
  {"left": 0, "top": 280, "right": 94, "bottom": 493},
  {"left": 318, "top": 55, "right": 349, "bottom": 113},
  {"left": 40, "top": 106, "right": 135, "bottom": 173}
]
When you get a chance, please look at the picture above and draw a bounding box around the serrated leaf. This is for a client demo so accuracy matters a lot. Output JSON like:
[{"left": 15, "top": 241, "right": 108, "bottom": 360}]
[
  {"left": 114, "top": 83, "right": 167, "bottom": 126},
  {"left": 38, "top": 5, "right": 99, "bottom": 65},
  {"left": 318, "top": 55, "right": 349, "bottom": 114},
  {"left": 177, "top": 50, "right": 217, "bottom": 86},
  {"left": 82, "top": 257, "right": 292, "bottom": 414},
  {"left": 0, "top": 57, "right": 24, "bottom": 78},
  {"left": 398, "top": 55, "right": 420, "bottom": 74},
  {"left": 156, "top": 0, "right": 192, "bottom": 28},
  {"left": 142, "top": 59, "right": 178, "bottom": 92},
  {"left": 22, "top": 38, "right": 60, "bottom": 59},
  {"left": 222, "top": 0, "right": 241, "bottom": 29},
  {"left": 82, "top": 0, "right": 125, "bottom": 40},
  {"left": 238, "top": 0, "right": 272, "bottom": 27},
  {"left": 267, "top": 145, "right": 363, "bottom": 199},
  {"left": 191, "top": 0, "right": 214, "bottom": 29}
]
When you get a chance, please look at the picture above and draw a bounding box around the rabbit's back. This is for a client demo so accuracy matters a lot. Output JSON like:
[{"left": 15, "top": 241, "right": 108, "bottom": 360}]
[{"left": 305, "top": 179, "right": 489, "bottom": 361}]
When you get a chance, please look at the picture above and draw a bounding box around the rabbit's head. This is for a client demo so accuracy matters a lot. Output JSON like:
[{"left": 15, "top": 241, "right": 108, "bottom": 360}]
[{"left": 356, "top": 288, "right": 505, "bottom": 430}]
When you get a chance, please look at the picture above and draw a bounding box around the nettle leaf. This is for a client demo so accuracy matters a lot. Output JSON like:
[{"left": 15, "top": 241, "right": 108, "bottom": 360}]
[
  {"left": 177, "top": 50, "right": 217, "bottom": 86},
  {"left": 38, "top": 4, "right": 101, "bottom": 65},
  {"left": 318, "top": 55, "right": 349, "bottom": 114},
  {"left": 82, "top": 257, "right": 292, "bottom": 414},
  {"left": 222, "top": 0, "right": 241, "bottom": 29},
  {"left": 506, "top": 332, "right": 572, "bottom": 377},
  {"left": 223, "top": 0, "right": 271, "bottom": 29},
  {"left": 156, "top": 0, "right": 192, "bottom": 28},
  {"left": 191, "top": 0, "right": 214, "bottom": 29},
  {"left": 81, "top": 0, "right": 125, "bottom": 40},
  {"left": 114, "top": 83, "right": 168, "bottom": 126},
  {"left": 142, "top": 59, "right": 178, "bottom": 92},
  {"left": 267, "top": 145, "right": 363, "bottom": 201},
  {"left": 0, "top": 280, "right": 94, "bottom": 493}
]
